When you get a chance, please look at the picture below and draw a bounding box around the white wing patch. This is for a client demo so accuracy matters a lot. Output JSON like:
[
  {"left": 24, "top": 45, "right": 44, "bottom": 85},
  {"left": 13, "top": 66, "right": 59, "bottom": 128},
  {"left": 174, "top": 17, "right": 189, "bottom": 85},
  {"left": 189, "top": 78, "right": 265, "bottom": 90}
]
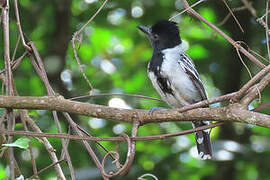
[
  {"left": 177, "top": 54, "right": 202, "bottom": 84},
  {"left": 197, "top": 137, "right": 204, "bottom": 144}
]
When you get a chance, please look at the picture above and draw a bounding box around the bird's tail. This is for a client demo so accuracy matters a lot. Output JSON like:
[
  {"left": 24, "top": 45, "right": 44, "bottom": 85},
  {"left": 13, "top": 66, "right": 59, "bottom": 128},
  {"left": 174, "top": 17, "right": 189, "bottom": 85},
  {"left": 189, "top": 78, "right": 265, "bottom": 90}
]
[{"left": 192, "top": 121, "right": 212, "bottom": 160}]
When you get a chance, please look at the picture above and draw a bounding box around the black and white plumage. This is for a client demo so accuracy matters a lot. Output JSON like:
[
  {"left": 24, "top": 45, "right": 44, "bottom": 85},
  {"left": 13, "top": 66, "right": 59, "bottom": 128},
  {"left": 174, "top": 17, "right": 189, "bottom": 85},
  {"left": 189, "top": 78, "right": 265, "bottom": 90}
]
[{"left": 138, "top": 20, "right": 212, "bottom": 159}]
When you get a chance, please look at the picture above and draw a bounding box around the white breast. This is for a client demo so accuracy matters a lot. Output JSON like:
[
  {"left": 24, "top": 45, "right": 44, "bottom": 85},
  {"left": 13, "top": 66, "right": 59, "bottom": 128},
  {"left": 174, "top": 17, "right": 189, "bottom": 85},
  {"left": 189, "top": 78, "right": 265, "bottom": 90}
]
[{"left": 148, "top": 44, "right": 202, "bottom": 108}]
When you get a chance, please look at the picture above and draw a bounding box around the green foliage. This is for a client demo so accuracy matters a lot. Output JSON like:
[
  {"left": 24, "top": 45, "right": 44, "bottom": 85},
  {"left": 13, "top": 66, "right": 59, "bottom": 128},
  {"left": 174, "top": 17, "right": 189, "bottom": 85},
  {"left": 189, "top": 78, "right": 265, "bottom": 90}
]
[
  {"left": 187, "top": 44, "right": 210, "bottom": 59},
  {"left": 0, "top": 0, "right": 270, "bottom": 179},
  {"left": 0, "top": 164, "right": 7, "bottom": 179}
]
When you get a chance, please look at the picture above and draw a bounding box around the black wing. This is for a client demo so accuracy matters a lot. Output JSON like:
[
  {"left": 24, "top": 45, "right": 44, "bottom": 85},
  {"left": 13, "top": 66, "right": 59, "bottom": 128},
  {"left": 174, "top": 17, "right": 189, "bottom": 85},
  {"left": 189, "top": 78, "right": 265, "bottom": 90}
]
[{"left": 178, "top": 53, "right": 212, "bottom": 159}]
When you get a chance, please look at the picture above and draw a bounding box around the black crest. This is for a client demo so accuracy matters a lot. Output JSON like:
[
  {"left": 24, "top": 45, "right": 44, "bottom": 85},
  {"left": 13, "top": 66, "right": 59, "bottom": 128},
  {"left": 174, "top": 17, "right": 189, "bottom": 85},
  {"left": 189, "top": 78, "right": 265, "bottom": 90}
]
[
  {"left": 151, "top": 20, "right": 179, "bottom": 37},
  {"left": 151, "top": 20, "right": 182, "bottom": 49}
]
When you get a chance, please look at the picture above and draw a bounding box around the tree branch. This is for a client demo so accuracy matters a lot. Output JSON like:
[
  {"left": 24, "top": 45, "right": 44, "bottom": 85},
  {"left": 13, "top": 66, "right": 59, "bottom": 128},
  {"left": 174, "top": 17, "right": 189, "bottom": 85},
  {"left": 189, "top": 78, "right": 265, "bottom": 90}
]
[
  {"left": 0, "top": 95, "right": 269, "bottom": 128},
  {"left": 180, "top": 0, "right": 266, "bottom": 68}
]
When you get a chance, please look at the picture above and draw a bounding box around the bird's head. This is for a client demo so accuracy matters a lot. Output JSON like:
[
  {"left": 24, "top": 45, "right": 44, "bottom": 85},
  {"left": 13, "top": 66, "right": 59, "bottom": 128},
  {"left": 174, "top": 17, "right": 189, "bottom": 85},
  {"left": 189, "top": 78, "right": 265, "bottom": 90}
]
[{"left": 138, "top": 20, "right": 182, "bottom": 51}]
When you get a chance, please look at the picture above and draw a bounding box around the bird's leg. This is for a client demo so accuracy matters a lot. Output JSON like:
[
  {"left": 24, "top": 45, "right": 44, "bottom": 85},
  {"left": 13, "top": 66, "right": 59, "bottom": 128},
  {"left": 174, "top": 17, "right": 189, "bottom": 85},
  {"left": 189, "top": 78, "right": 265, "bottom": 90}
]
[{"left": 148, "top": 107, "right": 167, "bottom": 116}]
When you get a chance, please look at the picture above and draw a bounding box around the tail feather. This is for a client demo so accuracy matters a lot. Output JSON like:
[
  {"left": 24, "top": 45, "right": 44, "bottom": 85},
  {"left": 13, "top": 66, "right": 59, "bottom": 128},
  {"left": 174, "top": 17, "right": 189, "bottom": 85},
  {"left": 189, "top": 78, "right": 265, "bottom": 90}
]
[{"left": 192, "top": 121, "right": 212, "bottom": 159}]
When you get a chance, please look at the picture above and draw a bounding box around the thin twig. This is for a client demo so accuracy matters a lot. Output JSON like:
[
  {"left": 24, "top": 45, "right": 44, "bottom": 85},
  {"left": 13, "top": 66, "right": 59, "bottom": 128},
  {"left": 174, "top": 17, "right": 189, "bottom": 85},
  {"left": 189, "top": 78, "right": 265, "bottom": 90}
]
[
  {"left": 29, "top": 42, "right": 54, "bottom": 93},
  {"left": 76, "top": 125, "right": 116, "bottom": 160},
  {"left": 233, "top": 64, "right": 270, "bottom": 101},
  {"left": 180, "top": 0, "right": 266, "bottom": 69},
  {"left": 257, "top": 10, "right": 270, "bottom": 35},
  {"left": 0, "top": 52, "right": 28, "bottom": 75},
  {"left": 69, "top": 93, "right": 162, "bottom": 102},
  {"left": 252, "top": 102, "right": 270, "bottom": 112},
  {"left": 63, "top": 113, "right": 109, "bottom": 180},
  {"left": 218, "top": 5, "right": 247, "bottom": 27},
  {"left": 11, "top": 34, "right": 21, "bottom": 61},
  {"left": 11, "top": 51, "right": 28, "bottom": 70},
  {"left": 22, "top": 110, "right": 66, "bottom": 179},
  {"left": 20, "top": 112, "right": 38, "bottom": 178},
  {"left": 120, "top": 121, "right": 139, "bottom": 175},
  {"left": 14, "top": 0, "right": 31, "bottom": 52},
  {"left": 101, "top": 134, "right": 133, "bottom": 178},
  {"left": 0, "top": 110, "right": 7, "bottom": 127},
  {"left": 177, "top": 92, "right": 236, "bottom": 113},
  {"left": 53, "top": 111, "right": 76, "bottom": 180},
  {"left": 241, "top": 70, "right": 270, "bottom": 105},
  {"left": 240, "top": 0, "right": 256, "bottom": 17},
  {"left": 169, "top": 0, "right": 206, "bottom": 21},
  {"left": 265, "top": 0, "right": 270, "bottom": 62},
  {"left": 222, "top": 0, "right": 244, "bottom": 33},
  {"left": 71, "top": 0, "right": 109, "bottom": 91},
  {"left": 102, "top": 121, "right": 140, "bottom": 177},
  {"left": 29, "top": 42, "right": 74, "bottom": 180},
  {"left": 2, "top": 0, "right": 16, "bottom": 178},
  {"left": 29, "top": 159, "right": 65, "bottom": 179},
  {"left": 0, "top": 122, "right": 223, "bottom": 142},
  {"left": 259, "top": 10, "right": 270, "bottom": 20},
  {"left": 29, "top": 40, "right": 108, "bottom": 179},
  {"left": 249, "top": 48, "right": 269, "bottom": 63},
  {"left": 235, "top": 42, "right": 253, "bottom": 80}
]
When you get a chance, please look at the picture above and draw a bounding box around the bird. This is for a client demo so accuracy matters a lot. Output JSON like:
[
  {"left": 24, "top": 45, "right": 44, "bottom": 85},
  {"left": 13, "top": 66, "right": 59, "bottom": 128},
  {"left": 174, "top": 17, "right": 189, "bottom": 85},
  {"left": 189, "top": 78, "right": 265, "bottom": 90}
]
[{"left": 138, "top": 20, "right": 212, "bottom": 159}]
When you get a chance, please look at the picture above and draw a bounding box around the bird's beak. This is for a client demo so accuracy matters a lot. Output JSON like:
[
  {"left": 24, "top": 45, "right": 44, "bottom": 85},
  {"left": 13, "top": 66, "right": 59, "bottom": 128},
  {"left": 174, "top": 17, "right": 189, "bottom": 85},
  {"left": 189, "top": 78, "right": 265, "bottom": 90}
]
[{"left": 137, "top": 25, "right": 151, "bottom": 36}]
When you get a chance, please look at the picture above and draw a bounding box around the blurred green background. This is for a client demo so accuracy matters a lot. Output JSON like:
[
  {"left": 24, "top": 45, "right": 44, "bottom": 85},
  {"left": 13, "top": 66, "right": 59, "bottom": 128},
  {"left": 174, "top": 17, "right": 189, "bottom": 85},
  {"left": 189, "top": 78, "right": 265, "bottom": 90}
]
[{"left": 1, "top": 0, "right": 270, "bottom": 179}]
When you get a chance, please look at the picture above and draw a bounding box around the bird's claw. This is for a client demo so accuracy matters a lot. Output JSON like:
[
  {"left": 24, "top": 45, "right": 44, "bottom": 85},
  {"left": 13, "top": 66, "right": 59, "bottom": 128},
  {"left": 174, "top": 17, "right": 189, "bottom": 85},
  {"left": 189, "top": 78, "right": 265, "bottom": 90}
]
[{"left": 148, "top": 107, "right": 165, "bottom": 116}]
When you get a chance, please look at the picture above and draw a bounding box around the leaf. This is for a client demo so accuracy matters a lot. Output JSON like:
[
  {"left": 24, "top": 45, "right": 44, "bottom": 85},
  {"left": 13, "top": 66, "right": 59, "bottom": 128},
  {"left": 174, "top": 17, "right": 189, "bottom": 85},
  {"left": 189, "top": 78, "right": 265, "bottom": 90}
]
[{"left": 3, "top": 137, "right": 30, "bottom": 149}]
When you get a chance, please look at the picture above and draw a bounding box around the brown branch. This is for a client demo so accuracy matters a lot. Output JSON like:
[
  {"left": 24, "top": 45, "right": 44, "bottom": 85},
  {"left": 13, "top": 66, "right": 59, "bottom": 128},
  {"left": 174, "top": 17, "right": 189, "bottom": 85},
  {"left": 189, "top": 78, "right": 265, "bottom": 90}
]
[
  {"left": 62, "top": 113, "right": 109, "bottom": 180},
  {"left": 253, "top": 102, "right": 270, "bottom": 112},
  {"left": 265, "top": 0, "right": 270, "bottom": 62},
  {"left": 257, "top": 14, "right": 270, "bottom": 35},
  {"left": 53, "top": 112, "right": 75, "bottom": 180},
  {"left": 120, "top": 121, "right": 139, "bottom": 175},
  {"left": 71, "top": 0, "right": 109, "bottom": 91},
  {"left": 29, "top": 40, "right": 109, "bottom": 179},
  {"left": 240, "top": 0, "right": 257, "bottom": 17},
  {"left": 11, "top": 34, "right": 20, "bottom": 61},
  {"left": 241, "top": 71, "right": 270, "bottom": 106},
  {"left": 2, "top": 0, "right": 16, "bottom": 178},
  {"left": 233, "top": 64, "right": 270, "bottom": 101},
  {"left": 180, "top": 0, "right": 266, "bottom": 69},
  {"left": 76, "top": 125, "right": 115, "bottom": 160},
  {"left": 0, "top": 51, "right": 28, "bottom": 75},
  {"left": 0, "top": 95, "right": 269, "bottom": 127},
  {"left": 14, "top": 0, "right": 31, "bottom": 52},
  {"left": 29, "top": 42, "right": 75, "bottom": 180},
  {"left": 0, "top": 121, "right": 223, "bottom": 142},
  {"left": 29, "top": 158, "right": 65, "bottom": 179},
  {"left": 21, "top": 110, "right": 66, "bottom": 179},
  {"left": 169, "top": 0, "right": 206, "bottom": 21},
  {"left": 70, "top": 93, "right": 162, "bottom": 102},
  {"left": 101, "top": 133, "right": 135, "bottom": 178},
  {"left": 177, "top": 92, "right": 236, "bottom": 112},
  {"left": 222, "top": 0, "right": 244, "bottom": 33},
  {"left": 218, "top": 5, "right": 247, "bottom": 26},
  {"left": 19, "top": 110, "right": 38, "bottom": 178}
]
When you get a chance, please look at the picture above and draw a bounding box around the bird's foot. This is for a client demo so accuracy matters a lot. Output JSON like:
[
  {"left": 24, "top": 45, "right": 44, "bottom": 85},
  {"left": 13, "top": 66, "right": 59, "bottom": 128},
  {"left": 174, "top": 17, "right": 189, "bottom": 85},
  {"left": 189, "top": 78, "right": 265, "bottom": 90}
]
[{"left": 148, "top": 107, "right": 166, "bottom": 116}]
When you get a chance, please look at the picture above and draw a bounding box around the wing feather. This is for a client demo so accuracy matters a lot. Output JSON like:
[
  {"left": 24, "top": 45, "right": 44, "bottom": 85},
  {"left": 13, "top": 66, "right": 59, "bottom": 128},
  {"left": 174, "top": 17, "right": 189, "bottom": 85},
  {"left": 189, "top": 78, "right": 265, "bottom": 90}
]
[{"left": 178, "top": 53, "right": 208, "bottom": 101}]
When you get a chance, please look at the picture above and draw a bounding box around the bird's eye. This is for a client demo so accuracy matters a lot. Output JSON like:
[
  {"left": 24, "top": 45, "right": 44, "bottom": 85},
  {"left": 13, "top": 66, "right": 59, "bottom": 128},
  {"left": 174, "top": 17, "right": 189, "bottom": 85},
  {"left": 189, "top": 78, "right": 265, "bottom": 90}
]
[{"left": 153, "top": 34, "right": 159, "bottom": 40}]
